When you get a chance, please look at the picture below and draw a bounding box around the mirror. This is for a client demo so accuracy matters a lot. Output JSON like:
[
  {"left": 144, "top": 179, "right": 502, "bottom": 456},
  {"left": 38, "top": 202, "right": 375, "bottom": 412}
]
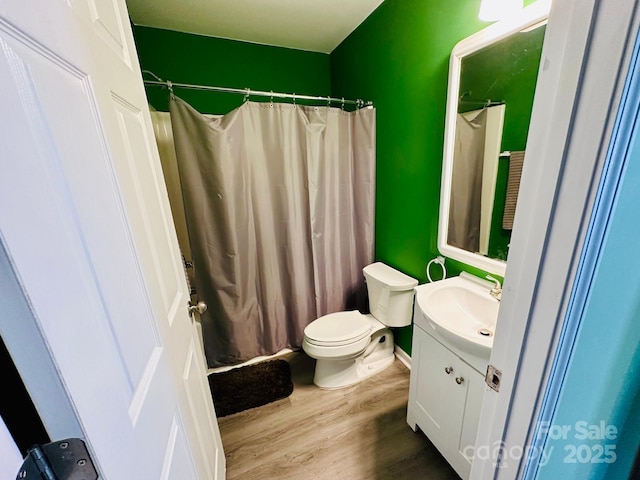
[{"left": 438, "top": 4, "right": 549, "bottom": 276}]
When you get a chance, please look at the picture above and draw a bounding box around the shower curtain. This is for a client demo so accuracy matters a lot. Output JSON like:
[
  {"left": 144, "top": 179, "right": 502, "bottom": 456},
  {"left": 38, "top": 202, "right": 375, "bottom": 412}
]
[
  {"left": 169, "top": 96, "right": 376, "bottom": 368},
  {"left": 448, "top": 109, "right": 487, "bottom": 253}
]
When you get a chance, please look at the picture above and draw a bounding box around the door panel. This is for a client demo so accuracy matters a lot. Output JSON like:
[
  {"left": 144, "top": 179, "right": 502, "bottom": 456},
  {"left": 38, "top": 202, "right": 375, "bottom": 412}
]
[
  {"left": 110, "top": 95, "right": 183, "bottom": 317},
  {"left": 87, "top": 0, "right": 132, "bottom": 66},
  {"left": 162, "top": 417, "right": 198, "bottom": 480}
]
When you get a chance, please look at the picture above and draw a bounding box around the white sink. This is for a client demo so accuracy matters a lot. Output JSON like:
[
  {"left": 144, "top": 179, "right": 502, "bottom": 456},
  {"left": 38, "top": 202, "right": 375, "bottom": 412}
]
[{"left": 414, "top": 274, "right": 500, "bottom": 360}]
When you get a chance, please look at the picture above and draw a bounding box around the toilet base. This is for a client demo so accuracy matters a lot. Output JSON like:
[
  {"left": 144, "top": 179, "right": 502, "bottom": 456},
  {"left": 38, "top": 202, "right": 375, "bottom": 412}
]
[{"left": 312, "top": 329, "right": 395, "bottom": 389}]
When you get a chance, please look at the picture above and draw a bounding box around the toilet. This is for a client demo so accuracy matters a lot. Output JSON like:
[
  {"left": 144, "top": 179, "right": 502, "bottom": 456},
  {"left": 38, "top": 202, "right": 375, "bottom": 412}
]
[{"left": 302, "top": 262, "right": 418, "bottom": 389}]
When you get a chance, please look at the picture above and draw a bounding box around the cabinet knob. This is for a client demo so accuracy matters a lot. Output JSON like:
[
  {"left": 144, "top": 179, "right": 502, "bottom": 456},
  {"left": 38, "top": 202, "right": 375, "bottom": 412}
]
[
  {"left": 444, "top": 366, "right": 453, "bottom": 374},
  {"left": 455, "top": 376, "right": 464, "bottom": 385}
]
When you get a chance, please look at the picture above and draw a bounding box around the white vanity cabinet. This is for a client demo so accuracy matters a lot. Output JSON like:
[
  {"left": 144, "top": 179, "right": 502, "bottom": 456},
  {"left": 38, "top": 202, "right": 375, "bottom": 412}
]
[{"left": 407, "top": 323, "right": 485, "bottom": 480}]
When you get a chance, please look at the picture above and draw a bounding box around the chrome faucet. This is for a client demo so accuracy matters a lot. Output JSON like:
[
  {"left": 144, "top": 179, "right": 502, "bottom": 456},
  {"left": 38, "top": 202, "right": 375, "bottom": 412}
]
[{"left": 486, "top": 275, "right": 502, "bottom": 301}]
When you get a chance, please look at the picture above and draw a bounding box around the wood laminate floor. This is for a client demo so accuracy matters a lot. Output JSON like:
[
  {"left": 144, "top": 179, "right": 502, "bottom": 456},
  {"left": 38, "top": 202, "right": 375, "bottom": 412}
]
[{"left": 217, "top": 352, "right": 460, "bottom": 480}]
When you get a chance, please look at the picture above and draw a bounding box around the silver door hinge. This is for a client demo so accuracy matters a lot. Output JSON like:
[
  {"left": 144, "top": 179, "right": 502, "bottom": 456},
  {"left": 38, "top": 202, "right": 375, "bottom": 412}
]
[
  {"left": 485, "top": 364, "right": 502, "bottom": 392},
  {"left": 17, "top": 438, "right": 97, "bottom": 480}
]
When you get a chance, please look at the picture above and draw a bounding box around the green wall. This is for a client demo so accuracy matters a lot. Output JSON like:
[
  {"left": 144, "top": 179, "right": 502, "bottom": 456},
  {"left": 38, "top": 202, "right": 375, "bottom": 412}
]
[
  {"left": 132, "top": 26, "right": 331, "bottom": 114},
  {"left": 330, "top": 0, "right": 490, "bottom": 353}
]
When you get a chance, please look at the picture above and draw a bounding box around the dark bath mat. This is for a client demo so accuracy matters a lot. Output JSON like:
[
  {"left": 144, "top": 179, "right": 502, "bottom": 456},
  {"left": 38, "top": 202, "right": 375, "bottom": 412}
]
[{"left": 208, "top": 359, "right": 293, "bottom": 417}]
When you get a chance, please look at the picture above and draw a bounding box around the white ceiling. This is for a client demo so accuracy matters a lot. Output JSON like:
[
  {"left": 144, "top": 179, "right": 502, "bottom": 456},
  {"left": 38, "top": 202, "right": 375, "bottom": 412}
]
[{"left": 126, "top": 0, "right": 385, "bottom": 54}]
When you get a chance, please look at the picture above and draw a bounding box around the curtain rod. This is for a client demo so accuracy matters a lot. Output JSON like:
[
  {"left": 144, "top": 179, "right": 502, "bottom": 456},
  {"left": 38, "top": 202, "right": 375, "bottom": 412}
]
[{"left": 142, "top": 71, "right": 372, "bottom": 108}]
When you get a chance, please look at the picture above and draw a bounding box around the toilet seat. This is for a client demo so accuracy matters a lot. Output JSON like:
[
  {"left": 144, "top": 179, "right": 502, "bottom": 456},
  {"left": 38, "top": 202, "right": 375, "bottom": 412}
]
[{"left": 303, "top": 311, "right": 371, "bottom": 347}]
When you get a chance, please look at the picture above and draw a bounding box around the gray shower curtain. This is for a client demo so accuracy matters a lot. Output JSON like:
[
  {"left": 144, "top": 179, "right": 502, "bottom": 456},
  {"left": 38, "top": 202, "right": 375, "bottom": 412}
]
[
  {"left": 448, "top": 109, "right": 487, "bottom": 253},
  {"left": 169, "top": 97, "right": 376, "bottom": 368}
]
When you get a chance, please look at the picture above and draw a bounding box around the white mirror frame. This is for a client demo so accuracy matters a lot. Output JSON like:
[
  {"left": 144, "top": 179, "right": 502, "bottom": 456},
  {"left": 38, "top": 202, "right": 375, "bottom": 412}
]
[{"left": 438, "top": 2, "right": 550, "bottom": 276}]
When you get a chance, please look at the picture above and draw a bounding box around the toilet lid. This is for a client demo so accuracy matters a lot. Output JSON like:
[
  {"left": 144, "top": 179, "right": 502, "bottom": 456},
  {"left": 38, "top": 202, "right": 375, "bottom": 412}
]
[{"left": 304, "top": 311, "right": 371, "bottom": 345}]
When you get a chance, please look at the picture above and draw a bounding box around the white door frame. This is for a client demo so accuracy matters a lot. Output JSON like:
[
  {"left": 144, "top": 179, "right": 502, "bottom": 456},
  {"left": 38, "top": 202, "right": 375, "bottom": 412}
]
[
  {"left": 0, "top": 414, "right": 22, "bottom": 479},
  {"left": 0, "top": 242, "right": 84, "bottom": 446},
  {"left": 472, "top": 0, "right": 640, "bottom": 477}
]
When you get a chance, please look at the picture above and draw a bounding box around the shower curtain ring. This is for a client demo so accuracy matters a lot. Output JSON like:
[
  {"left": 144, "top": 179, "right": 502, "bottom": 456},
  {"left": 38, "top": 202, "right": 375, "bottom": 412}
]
[
  {"left": 270, "top": 90, "right": 274, "bottom": 108},
  {"left": 243, "top": 88, "right": 250, "bottom": 103},
  {"left": 167, "top": 80, "right": 174, "bottom": 99},
  {"left": 341, "top": 97, "right": 345, "bottom": 110},
  {"left": 293, "top": 93, "right": 296, "bottom": 109}
]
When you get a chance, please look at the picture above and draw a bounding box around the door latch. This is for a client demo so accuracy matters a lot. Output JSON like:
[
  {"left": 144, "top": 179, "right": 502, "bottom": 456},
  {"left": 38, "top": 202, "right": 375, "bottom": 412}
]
[
  {"left": 17, "top": 438, "right": 97, "bottom": 480},
  {"left": 485, "top": 364, "right": 502, "bottom": 392}
]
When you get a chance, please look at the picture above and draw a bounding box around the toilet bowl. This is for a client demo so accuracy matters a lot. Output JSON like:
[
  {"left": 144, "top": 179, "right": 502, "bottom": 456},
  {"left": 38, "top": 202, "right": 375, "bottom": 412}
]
[{"left": 302, "top": 262, "right": 418, "bottom": 389}]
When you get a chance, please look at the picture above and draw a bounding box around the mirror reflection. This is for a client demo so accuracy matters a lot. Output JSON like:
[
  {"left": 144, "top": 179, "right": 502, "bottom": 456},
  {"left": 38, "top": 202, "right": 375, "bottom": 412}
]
[{"left": 447, "top": 23, "right": 546, "bottom": 262}]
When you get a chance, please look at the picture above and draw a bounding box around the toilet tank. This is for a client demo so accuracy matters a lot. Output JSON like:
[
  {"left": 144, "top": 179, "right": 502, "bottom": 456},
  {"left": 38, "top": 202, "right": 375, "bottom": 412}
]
[{"left": 363, "top": 262, "right": 418, "bottom": 327}]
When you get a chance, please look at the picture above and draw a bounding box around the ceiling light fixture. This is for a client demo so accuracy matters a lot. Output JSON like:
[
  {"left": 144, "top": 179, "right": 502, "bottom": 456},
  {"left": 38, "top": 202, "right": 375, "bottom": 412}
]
[{"left": 478, "top": 0, "right": 524, "bottom": 22}]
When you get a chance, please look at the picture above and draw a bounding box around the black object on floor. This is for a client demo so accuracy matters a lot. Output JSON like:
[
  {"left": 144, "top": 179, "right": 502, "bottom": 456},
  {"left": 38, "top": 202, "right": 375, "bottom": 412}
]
[{"left": 208, "top": 359, "right": 294, "bottom": 417}]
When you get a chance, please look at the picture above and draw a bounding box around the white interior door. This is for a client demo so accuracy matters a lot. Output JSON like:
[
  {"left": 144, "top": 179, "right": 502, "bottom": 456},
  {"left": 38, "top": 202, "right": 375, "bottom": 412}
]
[{"left": 0, "top": 0, "right": 224, "bottom": 478}]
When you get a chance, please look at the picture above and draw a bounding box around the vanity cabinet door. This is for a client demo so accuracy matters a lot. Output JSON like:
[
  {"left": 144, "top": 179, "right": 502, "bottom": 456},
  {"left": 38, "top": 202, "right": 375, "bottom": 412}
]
[
  {"left": 409, "top": 326, "right": 466, "bottom": 442},
  {"left": 407, "top": 325, "right": 484, "bottom": 480}
]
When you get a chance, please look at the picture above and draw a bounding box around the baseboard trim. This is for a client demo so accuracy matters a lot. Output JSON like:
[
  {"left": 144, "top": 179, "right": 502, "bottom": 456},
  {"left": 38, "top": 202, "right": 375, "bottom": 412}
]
[{"left": 394, "top": 345, "right": 411, "bottom": 370}]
